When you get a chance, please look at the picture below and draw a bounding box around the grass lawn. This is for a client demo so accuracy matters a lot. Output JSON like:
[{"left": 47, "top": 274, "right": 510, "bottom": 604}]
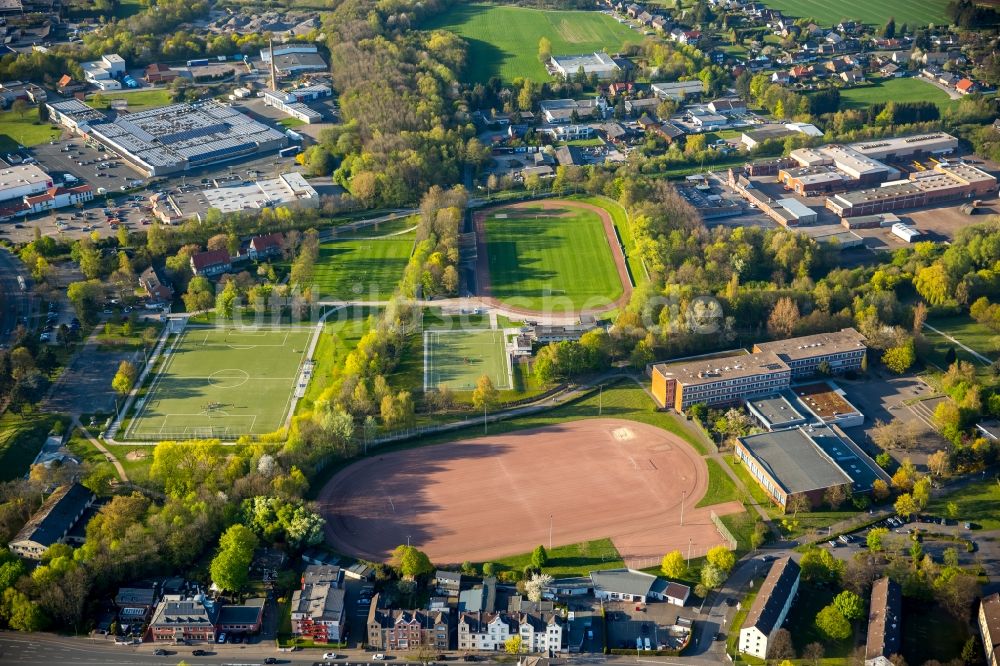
[
  {"left": 0, "top": 412, "right": 63, "bottom": 482},
  {"left": 785, "top": 583, "right": 851, "bottom": 657},
  {"left": 926, "top": 475, "right": 1000, "bottom": 529},
  {"left": 278, "top": 117, "right": 306, "bottom": 128},
  {"left": 125, "top": 324, "right": 313, "bottom": 439},
  {"left": 0, "top": 110, "right": 62, "bottom": 152},
  {"left": 484, "top": 202, "right": 624, "bottom": 311},
  {"left": 836, "top": 77, "right": 957, "bottom": 112},
  {"left": 65, "top": 433, "right": 117, "bottom": 484},
  {"left": 925, "top": 314, "right": 1000, "bottom": 364},
  {"left": 901, "top": 599, "right": 971, "bottom": 664},
  {"left": 299, "top": 307, "right": 379, "bottom": 413},
  {"left": 920, "top": 325, "right": 987, "bottom": 371},
  {"left": 697, "top": 457, "right": 741, "bottom": 508},
  {"left": 113, "top": 0, "right": 144, "bottom": 18},
  {"left": 311, "top": 235, "right": 414, "bottom": 301},
  {"left": 87, "top": 89, "right": 175, "bottom": 112},
  {"left": 576, "top": 195, "right": 647, "bottom": 286},
  {"left": 758, "top": 0, "right": 948, "bottom": 27},
  {"left": 489, "top": 538, "right": 624, "bottom": 578},
  {"left": 425, "top": 329, "right": 510, "bottom": 391},
  {"left": 423, "top": 3, "right": 642, "bottom": 82}
]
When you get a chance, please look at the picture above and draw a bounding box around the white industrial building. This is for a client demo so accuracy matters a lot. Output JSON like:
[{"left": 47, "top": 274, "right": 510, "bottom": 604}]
[
  {"left": 49, "top": 100, "right": 287, "bottom": 177},
  {"left": 262, "top": 84, "right": 330, "bottom": 124},
  {"left": 891, "top": 222, "right": 921, "bottom": 242},
  {"left": 151, "top": 172, "right": 319, "bottom": 223},
  {"left": 775, "top": 198, "right": 817, "bottom": 223},
  {"left": 550, "top": 52, "right": 621, "bottom": 80},
  {"left": 0, "top": 164, "right": 53, "bottom": 204},
  {"left": 849, "top": 133, "right": 958, "bottom": 161},
  {"left": 259, "top": 44, "right": 328, "bottom": 75},
  {"left": 82, "top": 53, "right": 126, "bottom": 89},
  {"left": 651, "top": 80, "right": 704, "bottom": 101}
]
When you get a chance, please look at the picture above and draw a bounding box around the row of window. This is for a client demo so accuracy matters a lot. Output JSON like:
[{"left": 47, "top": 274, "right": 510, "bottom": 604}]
[{"left": 737, "top": 447, "right": 785, "bottom": 505}]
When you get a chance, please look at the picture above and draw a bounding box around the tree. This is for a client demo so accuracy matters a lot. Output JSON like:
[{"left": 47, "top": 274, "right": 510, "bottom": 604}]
[
  {"left": 538, "top": 37, "right": 552, "bottom": 63},
  {"left": 700, "top": 563, "right": 725, "bottom": 589},
  {"left": 531, "top": 545, "right": 548, "bottom": 569},
  {"left": 824, "top": 484, "right": 849, "bottom": 510},
  {"left": 392, "top": 545, "right": 433, "bottom": 579},
  {"left": 111, "top": 360, "right": 137, "bottom": 396},
  {"left": 482, "top": 562, "right": 495, "bottom": 577},
  {"left": 11, "top": 99, "right": 27, "bottom": 120},
  {"left": 802, "top": 642, "right": 825, "bottom": 666},
  {"left": 872, "top": 479, "right": 890, "bottom": 502},
  {"left": 766, "top": 629, "right": 795, "bottom": 660},
  {"left": 524, "top": 572, "right": 553, "bottom": 602},
  {"left": 894, "top": 493, "right": 919, "bottom": 519},
  {"left": 912, "top": 476, "right": 931, "bottom": 510},
  {"left": 786, "top": 493, "right": 811, "bottom": 516},
  {"left": 927, "top": 450, "right": 950, "bottom": 477},
  {"left": 706, "top": 545, "right": 736, "bottom": 573},
  {"left": 0, "top": 588, "right": 45, "bottom": 632},
  {"left": 767, "top": 297, "right": 800, "bottom": 338},
  {"left": 833, "top": 590, "right": 865, "bottom": 621},
  {"left": 882, "top": 338, "right": 916, "bottom": 374},
  {"left": 504, "top": 635, "right": 523, "bottom": 654},
  {"left": 661, "top": 550, "right": 686, "bottom": 578},
  {"left": 867, "top": 527, "right": 889, "bottom": 552},
  {"left": 882, "top": 16, "right": 896, "bottom": 38},
  {"left": 815, "top": 604, "right": 851, "bottom": 641},
  {"left": 472, "top": 374, "right": 499, "bottom": 412},
  {"left": 210, "top": 524, "right": 258, "bottom": 593},
  {"left": 800, "top": 547, "right": 844, "bottom": 584}
]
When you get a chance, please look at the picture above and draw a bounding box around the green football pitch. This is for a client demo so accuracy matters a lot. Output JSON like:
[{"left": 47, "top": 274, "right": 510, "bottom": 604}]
[
  {"left": 423, "top": 3, "right": 642, "bottom": 82},
  {"left": 484, "top": 203, "right": 624, "bottom": 312},
  {"left": 424, "top": 329, "right": 511, "bottom": 391},
  {"left": 125, "top": 325, "right": 314, "bottom": 440},
  {"left": 311, "top": 235, "right": 414, "bottom": 301},
  {"left": 758, "top": 0, "right": 947, "bottom": 27}
]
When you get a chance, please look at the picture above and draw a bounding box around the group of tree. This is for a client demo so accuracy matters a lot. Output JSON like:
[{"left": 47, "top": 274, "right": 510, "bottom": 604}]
[{"left": 400, "top": 186, "right": 466, "bottom": 299}]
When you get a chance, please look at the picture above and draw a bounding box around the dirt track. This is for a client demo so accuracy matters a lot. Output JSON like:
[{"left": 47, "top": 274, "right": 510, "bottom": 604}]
[
  {"left": 473, "top": 199, "right": 633, "bottom": 317},
  {"left": 317, "top": 418, "right": 742, "bottom": 565}
]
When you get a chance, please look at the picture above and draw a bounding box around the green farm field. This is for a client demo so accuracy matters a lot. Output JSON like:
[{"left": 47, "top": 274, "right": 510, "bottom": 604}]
[
  {"left": 760, "top": 0, "right": 948, "bottom": 27},
  {"left": 424, "top": 3, "right": 642, "bottom": 81},
  {"left": 836, "top": 77, "right": 957, "bottom": 112},
  {"left": 424, "top": 328, "right": 510, "bottom": 391},
  {"left": 482, "top": 202, "right": 624, "bottom": 311},
  {"left": 312, "top": 235, "right": 414, "bottom": 300},
  {"left": 126, "top": 325, "right": 313, "bottom": 440}
]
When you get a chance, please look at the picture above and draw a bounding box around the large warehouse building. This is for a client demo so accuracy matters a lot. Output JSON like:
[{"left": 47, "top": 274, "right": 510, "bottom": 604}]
[
  {"left": 550, "top": 52, "right": 621, "bottom": 80},
  {"left": 47, "top": 100, "right": 288, "bottom": 177}
]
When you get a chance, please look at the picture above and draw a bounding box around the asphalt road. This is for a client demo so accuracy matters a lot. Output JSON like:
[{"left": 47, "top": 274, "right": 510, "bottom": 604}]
[{"left": 0, "top": 247, "right": 35, "bottom": 345}]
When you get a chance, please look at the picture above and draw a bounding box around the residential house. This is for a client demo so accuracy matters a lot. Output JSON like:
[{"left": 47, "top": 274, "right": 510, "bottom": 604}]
[
  {"left": 139, "top": 265, "right": 174, "bottom": 304},
  {"left": 9, "top": 483, "right": 95, "bottom": 560},
  {"left": 626, "top": 3, "right": 642, "bottom": 18},
  {"left": 458, "top": 612, "right": 518, "bottom": 651},
  {"left": 708, "top": 98, "right": 746, "bottom": 115},
  {"left": 738, "top": 558, "right": 800, "bottom": 659},
  {"left": 367, "top": 595, "right": 452, "bottom": 651},
  {"left": 190, "top": 249, "right": 232, "bottom": 277},
  {"left": 879, "top": 63, "right": 901, "bottom": 77},
  {"left": 589, "top": 569, "right": 670, "bottom": 603},
  {"left": 518, "top": 612, "right": 564, "bottom": 654},
  {"left": 554, "top": 145, "right": 583, "bottom": 167},
  {"left": 150, "top": 598, "right": 219, "bottom": 643},
  {"left": 218, "top": 598, "right": 265, "bottom": 635},
  {"left": 290, "top": 565, "right": 346, "bottom": 643},
  {"left": 538, "top": 98, "right": 606, "bottom": 124},
  {"left": 651, "top": 16, "right": 669, "bottom": 31},
  {"left": 771, "top": 71, "right": 791, "bottom": 84},
  {"left": 956, "top": 78, "right": 977, "bottom": 95},
  {"left": 115, "top": 586, "right": 159, "bottom": 624},
  {"left": 981, "top": 593, "right": 1000, "bottom": 666},
  {"left": 624, "top": 97, "right": 659, "bottom": 117},
  {"left": 637, "top": 11, "right": 653, "bottom": 25},
  {"left": 24, "top": 184, "right": 94, "bottom": 215},
  {"left": 247, "top": 232, "right": 284, "bottom": 260},
  {"left": 865, "top": 577, "right": 901, "bottom": 666},
  {"left": 436, "top": 570, "right": 463, "bottom": 596},
  {"left": 56, "top": 74, "right": 85, "bottom": 95},
  {"left": 840, "top": 69, "right": 864, "bottom": 84}
]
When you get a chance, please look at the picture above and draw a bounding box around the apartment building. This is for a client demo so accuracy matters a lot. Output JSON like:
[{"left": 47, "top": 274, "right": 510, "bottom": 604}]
[
  {"left": 738, "top": 558, "right": 800, "bottom": 660},
  {"left": 367, "top": 595, "right": 451, "bottom": 652},
  {"left": 865, "top": 577, "right": 902, "bottom": 666},
  {"left": 290, "top": 565, "right": 346, "bottom": 643},
  {"left": 980, "top": 593, "right": 1000, "bottom": 666},
  {"left": 651, "top": 351, "right": 791, "bottom": 412}
]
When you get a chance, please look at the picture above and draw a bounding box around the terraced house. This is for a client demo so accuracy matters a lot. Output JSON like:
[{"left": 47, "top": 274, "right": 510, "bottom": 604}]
[{"left": 367, "top": 595, "right": 452, "bottom": 651}]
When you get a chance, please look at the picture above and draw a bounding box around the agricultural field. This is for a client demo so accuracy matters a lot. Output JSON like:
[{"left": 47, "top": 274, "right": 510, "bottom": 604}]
[
  {"left": 481, "top": 201, "right": 625, "bottom": 312},
  {"left": 0, "top": 110, "right": 62, "bottom": 152},
  {"left": 125, "top": 324, "right": 314, "bottom": 440},
  {"left": 311, "top": 234, "right": 415, "bottom": 300},
  {"left": 760, "top": 0, "right": 948, "bottom": 27},
  {"left": 836, "top": 77, "right": 957, "bottom": 112},
  {"left": 423, "top": 3, "right": 642, "bottom": 82}
]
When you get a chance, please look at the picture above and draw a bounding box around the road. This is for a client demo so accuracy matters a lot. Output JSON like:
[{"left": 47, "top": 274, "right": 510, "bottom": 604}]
[{"left": 0, "top": 247, "right": 35, "bottom": 345}]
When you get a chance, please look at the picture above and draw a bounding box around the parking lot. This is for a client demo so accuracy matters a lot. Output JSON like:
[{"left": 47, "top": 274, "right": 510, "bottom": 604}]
[{"left": 603, "top": 599, "right": 697, "bottom": 653}]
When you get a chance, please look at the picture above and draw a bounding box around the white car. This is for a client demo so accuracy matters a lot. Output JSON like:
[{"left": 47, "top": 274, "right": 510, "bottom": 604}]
[
  {"left": 373, "top": 654, "right": 386, "bottom": 661},
  {"left": 323, "top": 653, "right": 340, "bottom": 660}
]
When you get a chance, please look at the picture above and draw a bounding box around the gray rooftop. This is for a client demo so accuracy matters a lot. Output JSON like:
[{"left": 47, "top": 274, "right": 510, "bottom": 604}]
[
  {"left": 737, "top": 426, "right": 853, "bottom": 494},
  {"left": 589, "top": 568, "right": 660, "bottom": 598},
  {"left": 743, "top": 558, "right": 800, "bottom": 635},
  {"left": 10, "top": 483, "right": 94, "bottom": 550},
  {"left": 746, "top": 394, "right": 807, "bottom": 429},
  {"left": 754, "top": 328, "right": 866, "bottom": 361}
]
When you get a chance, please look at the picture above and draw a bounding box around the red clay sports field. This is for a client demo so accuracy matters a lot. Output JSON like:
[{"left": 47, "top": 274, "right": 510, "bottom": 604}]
[{"left": 317, "top": 419, "right": 743, "bottom": 566}]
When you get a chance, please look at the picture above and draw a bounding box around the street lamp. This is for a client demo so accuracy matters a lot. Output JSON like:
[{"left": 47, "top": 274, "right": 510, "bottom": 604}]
[{"left": 680, "top": 490, "right": 686, "bottom": 527}]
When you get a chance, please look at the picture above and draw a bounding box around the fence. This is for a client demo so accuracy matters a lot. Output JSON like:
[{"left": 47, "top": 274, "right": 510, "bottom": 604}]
[{"left": 711, "top": 510, "right": 739, "bottom": 551}]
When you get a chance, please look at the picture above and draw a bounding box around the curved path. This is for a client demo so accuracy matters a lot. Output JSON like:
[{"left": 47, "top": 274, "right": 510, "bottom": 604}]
[
  {"left": 474, "top": 199, "right": 634, "bottom": 317},
  {"left": 317, "top": 417, "right": 741, "bottom": 565}
]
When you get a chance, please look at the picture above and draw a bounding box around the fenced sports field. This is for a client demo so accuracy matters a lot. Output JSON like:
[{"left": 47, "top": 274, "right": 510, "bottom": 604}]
[
  {"left": 423, "top": 329, "right": 511, "bottom": 392},
  {"left": 125, "top": 325, "right": 314, "bottom": 440}
]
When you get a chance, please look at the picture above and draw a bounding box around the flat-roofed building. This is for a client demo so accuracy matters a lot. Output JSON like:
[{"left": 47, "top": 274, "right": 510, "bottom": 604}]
[
  {"left": 865, "top": 577, "right": 901, "bottom": 666},
  {"left": 790, "top": 381, "right": 863, "bottom": 428},
  {"left": 651, "top": 351, "right": 791, "bottom": 412},
  {"left": 980, "top": 593, "right": 1000, "bottom": 666},
  {"left": 778, "top": 165, "right": 849, "bottom": 195},
  {"left": 738, "top": 558, "right": 800, "bottom": 659},
  {"left": 0, "top": 164, "right": 53, "bottom": 204},
  {"left": 551, "top": 52, "right": 621, "bottom": 80},
  {"left": 775, "top": 198, "right": 817, "bottom": 224},
  {"left": 740, "top": 126, "right": 797, "bottom": 149},
  {"left": 651, "top": 80, "right": 703, "bottom": 101},
  {"left": 290, "top": 565, "right": 345, "bottom": 643},
  {"left": 753, "top": 327, "right": 866, "bottom": 378},
  {"left": 735, "top": 423, "right": 884, "bottom": 510},
  {"left": 746, "top": 394, "right": 809, "bottom": 431},
  {"left": 850, "top": 133, "right": 958, "bottom": 160}
]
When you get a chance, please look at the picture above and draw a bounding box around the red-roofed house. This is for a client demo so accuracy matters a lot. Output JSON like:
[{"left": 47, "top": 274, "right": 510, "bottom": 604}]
[
  {"left": 247, "top": 233, "right": 284, "bottom": 260},
  {"left": 144, "top": 64, "right": 178, "bottom": 84},
  {"left": 956, "top": 78, "right": 977, "bottom": 95},
  {"left": 24, "top": 185, "right": 94, "bottom": 215},
  {"left": 56, "top": 75, "right": 85, "bottom": 95},
  {"left": 190, "top": 249, "right": 232, "bottom": 277},
  {"left": 139, "top": 266, "right": 174, "bottom": 304}
]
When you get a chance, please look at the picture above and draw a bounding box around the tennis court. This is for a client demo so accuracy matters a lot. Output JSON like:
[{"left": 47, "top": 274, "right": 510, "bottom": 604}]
[
  {"left": 424, "top": 329, "right": 511, "bottom": 391},
  {"left": 125, "top": 324, "right": 314, "bottom": 440}
]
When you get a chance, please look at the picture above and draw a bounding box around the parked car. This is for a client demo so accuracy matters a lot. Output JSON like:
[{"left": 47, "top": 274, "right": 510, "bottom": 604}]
[
  {"left": 191, "top": 649, "right": 206, "bottom": 656},
  {"left": 153, "top": 649, "right": 168, "bottom": 656},
  {"left": 216, "top": 633, "right": 226, "bottom": 644},
  {"left": 324, "top": 653, "right": 341, "bottom": 659},
  {"left": 373, "top": 654, "right": 386, "bottom": 661}
]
